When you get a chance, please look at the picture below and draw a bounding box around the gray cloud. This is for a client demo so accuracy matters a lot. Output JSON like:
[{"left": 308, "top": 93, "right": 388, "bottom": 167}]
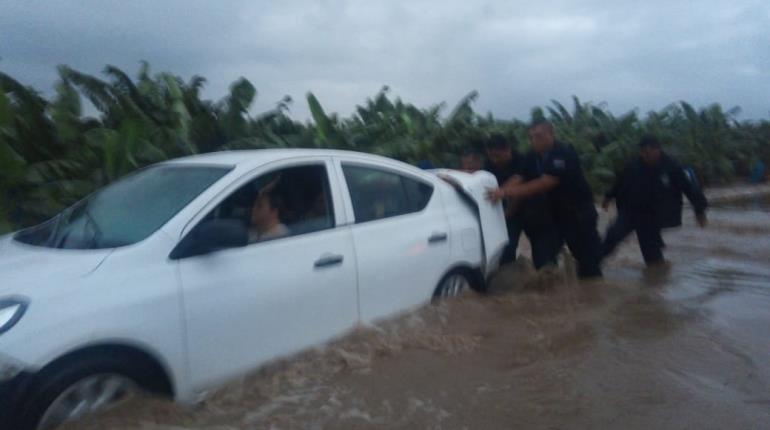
[{"left": 1, "top": 0, "right": 768, "bottom": 120}]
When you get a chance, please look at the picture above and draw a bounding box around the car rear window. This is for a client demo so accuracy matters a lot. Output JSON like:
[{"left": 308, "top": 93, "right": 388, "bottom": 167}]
[{"left": 342, "top": 164, "right": 434, "bottom": 223}]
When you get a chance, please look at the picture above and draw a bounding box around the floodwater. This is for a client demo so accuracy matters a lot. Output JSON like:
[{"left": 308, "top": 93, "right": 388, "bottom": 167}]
[{"left": 62, "top": 198, "right": 770, "bottom": 430}]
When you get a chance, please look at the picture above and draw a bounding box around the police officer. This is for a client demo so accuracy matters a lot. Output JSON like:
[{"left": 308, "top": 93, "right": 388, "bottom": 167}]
[
  {"left": 601, "top": 134, "right": 708, "bottom": 266},
  {"left": 484, "top": 133, "right": 523, "bottom": 265},
  {"left": 487, "top": 120, "right": 603, "bottom": 279}
]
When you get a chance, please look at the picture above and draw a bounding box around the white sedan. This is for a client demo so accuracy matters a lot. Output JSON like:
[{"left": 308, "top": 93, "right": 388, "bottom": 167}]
[{"left": 0, "top": 149, "right": 507, "bottom": 429}]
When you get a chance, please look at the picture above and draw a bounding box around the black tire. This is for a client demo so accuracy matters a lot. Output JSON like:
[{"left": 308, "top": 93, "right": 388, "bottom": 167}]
[
  {"left": 432, "top": 269, "right": 478, "bottom": 303},
  {"left": 14, "top": 350, "right": 166, "bottom": 430}
]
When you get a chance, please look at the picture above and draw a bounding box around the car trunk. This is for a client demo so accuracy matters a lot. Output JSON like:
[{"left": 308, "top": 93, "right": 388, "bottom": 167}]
[{"left": 431, "top": 169, "right": 508, "bottom": 277}]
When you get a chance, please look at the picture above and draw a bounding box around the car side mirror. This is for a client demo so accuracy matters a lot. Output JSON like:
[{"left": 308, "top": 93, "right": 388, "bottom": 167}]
[{"left": 169, "top": 219, "right": 248, "bottom": 260}]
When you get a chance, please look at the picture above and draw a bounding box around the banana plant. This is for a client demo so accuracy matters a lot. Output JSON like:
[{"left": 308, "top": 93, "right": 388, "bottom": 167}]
[{"left": 1, "top": 63, "right": 769, "bottom": 233}]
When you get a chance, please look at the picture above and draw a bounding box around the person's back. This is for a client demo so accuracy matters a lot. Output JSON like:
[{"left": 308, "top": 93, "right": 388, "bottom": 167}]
[{"left": 608, "top": 158, "right": 659, "bottom": 225}]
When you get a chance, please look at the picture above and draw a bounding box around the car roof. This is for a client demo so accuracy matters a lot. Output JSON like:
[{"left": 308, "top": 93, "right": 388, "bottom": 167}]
[{"left": 164, "top": 149, "right": 408, "bottom": 170}]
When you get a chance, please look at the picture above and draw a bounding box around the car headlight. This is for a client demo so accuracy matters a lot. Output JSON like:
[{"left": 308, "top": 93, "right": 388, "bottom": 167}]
[{"left": 0, "top": 297, "right": 28, "bottom": 335}]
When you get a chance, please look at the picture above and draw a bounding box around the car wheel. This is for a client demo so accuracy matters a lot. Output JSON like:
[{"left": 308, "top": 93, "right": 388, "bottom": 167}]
[
  {"left": 433, "top": 270, "right": 474, "bottom": 302},
  {"left": 15, "top": 354, "right": 153, "bottom": 430}
]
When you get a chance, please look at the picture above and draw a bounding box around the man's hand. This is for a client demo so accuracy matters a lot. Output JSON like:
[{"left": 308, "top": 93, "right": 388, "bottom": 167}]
[
  {"left": 696, "top": 213, "right": 707, "bottom": 228},
  {"left": 485, "top": 187, "right": 507, "bottom": 202}
]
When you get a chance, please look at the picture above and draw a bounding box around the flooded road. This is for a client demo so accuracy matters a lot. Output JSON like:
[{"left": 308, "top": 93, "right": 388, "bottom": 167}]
[{"left": 63, "top": 199, "right": 770, "bottom": 430}]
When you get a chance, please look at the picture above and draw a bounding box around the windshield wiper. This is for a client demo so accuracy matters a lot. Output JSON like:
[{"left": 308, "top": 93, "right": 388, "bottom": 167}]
[
  {"left": 46, "top": 200, "right": 101, "bottom": 249},
  {"left": 82, "top": 207, "right": 103, "bottom": 248},
  {"left": 45, "top": 212, "right": 67, "bottom": 248}
]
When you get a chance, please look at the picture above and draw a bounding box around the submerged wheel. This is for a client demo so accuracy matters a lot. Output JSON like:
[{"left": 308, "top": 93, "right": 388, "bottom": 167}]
[
  {"left": 36, "top": 373, "right": 137, "bottom": 429},
  {"left": 433, "top": 270, "right": 474, "bottom": 302},
  {"left": 14, "top": 350, "right": 168, "bottom": 430}
]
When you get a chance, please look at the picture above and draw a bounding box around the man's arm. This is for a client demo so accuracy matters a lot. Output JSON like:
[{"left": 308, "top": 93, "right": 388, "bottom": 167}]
[
  {"left": 502, "top": 175, "right": 523, "bottom": 188},
  {"left": 487, "top": 175, "right": 559, "bottom": 201},
  {"left": 602, "top": 169, "right": 624, "bottom": 211},
  {"left": 675, "top": 166, "right": 708, "bottom": 226},
  {"left": 486, "top": 174, "right": 521, "bottom": 201}
]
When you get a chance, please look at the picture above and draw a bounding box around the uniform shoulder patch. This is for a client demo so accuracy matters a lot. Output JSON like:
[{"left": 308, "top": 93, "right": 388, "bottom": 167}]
[{"left": 660, "top": 173, "right": 670, "bottom": 187}]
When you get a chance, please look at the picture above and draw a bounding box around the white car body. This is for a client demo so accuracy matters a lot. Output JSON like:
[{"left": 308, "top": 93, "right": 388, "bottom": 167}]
[{"left": 0, "top": 149, "right": 506, "bottom": 408}]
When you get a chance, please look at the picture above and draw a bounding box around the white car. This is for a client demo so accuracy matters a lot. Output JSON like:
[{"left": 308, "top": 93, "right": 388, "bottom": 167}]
[{"left": 0, "top": 149, "right": 507, "bottom": 429}]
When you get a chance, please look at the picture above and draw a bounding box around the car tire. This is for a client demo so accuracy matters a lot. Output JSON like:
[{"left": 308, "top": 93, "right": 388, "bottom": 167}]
[
  {"left": 432, "top": 269, "right": 476, "bottom": 302},
  {"left": 14, "top": 351, "right": 162, "bottom": 430}
]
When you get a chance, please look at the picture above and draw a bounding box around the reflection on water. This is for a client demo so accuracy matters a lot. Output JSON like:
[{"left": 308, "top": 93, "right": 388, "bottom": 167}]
[
  {"left": 712, "top": 193, "right": 770, "bottom": 212},
  {"left": 62, "top": 203, "right": 770, "bottom": 430}
]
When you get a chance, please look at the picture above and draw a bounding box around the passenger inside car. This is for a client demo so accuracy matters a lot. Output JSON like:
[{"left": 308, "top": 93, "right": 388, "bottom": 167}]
[{"left": 248, "top": 186, "right": 290, "bottom": 242}]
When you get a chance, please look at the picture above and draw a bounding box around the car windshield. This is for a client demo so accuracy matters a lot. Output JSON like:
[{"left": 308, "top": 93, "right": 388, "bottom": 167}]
[{"left": 14, "top": 164, "right": 231, "bottom": 249}]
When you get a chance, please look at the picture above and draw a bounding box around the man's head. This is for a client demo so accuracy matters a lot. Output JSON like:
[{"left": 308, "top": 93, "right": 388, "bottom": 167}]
[
  {"left": 639, "top": 134, "right": 662, "bottom": 166},
  {"left": 527, "top": 120, "right": 556, "bottom": 154},
  {"left": 485, "top": 133, "right": 514, "bottom": 167},
  {"left": 460, "top": 147, "right": 484, "bottom": 172},
  {"left": 250, "top": 190, "right": 284, "bottom": 230}
]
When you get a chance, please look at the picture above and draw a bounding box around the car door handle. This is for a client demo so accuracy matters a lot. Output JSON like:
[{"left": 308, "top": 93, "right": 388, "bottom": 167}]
[
  {"left": 428, "top": 232, "right": 448, "bottom": 244},
  {"left": 314, "top": 254, "right": 344, "bottom": 268}
]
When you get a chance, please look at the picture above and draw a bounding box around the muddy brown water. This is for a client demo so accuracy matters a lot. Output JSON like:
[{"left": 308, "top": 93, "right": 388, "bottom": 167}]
[{"left": 60, "top": 203, "right": 770, "bottom": 430}]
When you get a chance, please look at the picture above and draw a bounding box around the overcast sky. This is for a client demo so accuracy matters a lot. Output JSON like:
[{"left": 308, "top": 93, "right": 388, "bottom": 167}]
[{"left": 2, "top": 0, "right": 768, "bottom": 121}]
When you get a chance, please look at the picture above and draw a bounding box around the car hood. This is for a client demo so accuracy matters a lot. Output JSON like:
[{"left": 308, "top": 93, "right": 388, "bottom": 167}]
[{"left": 0, "top": 235, "right": 112, "bottom": 297}]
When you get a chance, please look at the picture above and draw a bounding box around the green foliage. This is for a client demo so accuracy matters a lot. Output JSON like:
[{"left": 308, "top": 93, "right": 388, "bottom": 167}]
[{"left": 0, "top": 63, "right": 768, "bottom": 233}]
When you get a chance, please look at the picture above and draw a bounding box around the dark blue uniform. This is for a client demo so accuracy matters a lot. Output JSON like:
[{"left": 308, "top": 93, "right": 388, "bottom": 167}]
[
  {"left": 602, "top": 153, "right": 708, "bottom": 264},
  {"left": 485, "top": 158, "right": 522, "bottom": 265},
  {"left": 516, "top": 153, "right": 560, "bottom": 269},
  {"left": 521, "top": 141, "right": 603, "bottom": 278}
]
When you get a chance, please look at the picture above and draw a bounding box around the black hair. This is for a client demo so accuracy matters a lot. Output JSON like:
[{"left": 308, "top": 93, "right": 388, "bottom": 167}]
[
  {"left": 463, "top": 136, "right": 486, "bottom": 152},
  {"left": 487, "top": 133, "right": 517, "bottom": 150},
  {"left": 638, "top": 134, "right": 662, "bottom": 148},
  {"left": 462, "top": 136, "right": 485, "bottom": 156}
]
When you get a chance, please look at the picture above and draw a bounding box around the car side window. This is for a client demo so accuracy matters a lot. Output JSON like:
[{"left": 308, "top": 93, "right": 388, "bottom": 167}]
[
  {"left": 202, "top": 164, "right": 335, "bottom": 243},
  {"left": 342, "top": 164, "right": 434, "bottom": 223},
  {"left": 402, "top": 174, "right": 434, "bottom": 212}
]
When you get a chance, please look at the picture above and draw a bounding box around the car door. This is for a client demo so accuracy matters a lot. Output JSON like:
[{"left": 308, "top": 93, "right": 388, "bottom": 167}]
[
  {"left": 336, "top": 159, "right": 451, "bottom": 323},
  {"left": 176, "top": 158, "right": 358, "bottom": 392}
]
